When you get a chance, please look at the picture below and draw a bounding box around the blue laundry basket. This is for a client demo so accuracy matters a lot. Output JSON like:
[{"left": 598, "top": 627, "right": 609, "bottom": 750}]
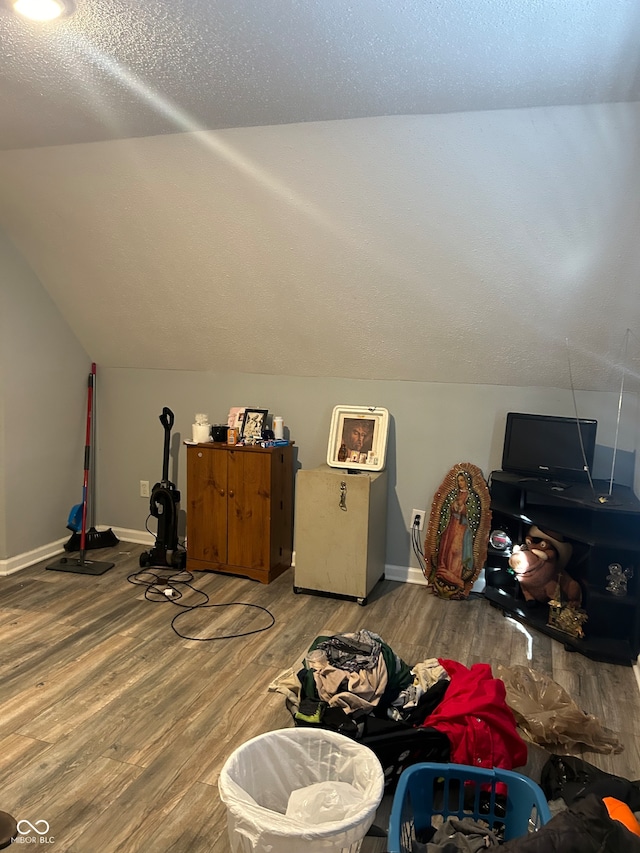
[{"left": 387, "top": 762, "right": 551, "bottom": 852}]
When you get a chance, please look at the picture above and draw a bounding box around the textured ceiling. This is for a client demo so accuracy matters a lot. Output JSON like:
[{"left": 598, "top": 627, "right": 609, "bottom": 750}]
[{"left": 2, "top": 0, "right": 640, "bottom": 150}]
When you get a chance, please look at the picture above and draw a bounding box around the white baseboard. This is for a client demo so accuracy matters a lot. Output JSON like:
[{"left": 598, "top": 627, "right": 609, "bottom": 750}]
[
  {"left": 385, "top": 564, "right": 429, "bottom": 585},
  {"left": 0, "top": 544, "right": 429, "bottom": 582},
  {"left": 110, "top": 527, "right": 155, "bottom": 547},
  {"left": 0, "top": 527, "right": 154, "bottom": 576},
  {"left": 0, "top": 537, "right": 70, "bottom": 576},
  {"left": 385, "top": 565, "right": 488, "bottom": 592}
]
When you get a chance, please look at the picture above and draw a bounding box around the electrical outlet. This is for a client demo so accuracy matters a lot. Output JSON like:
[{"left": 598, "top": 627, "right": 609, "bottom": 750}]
[
  {"left": 140, "top": 480, "right": 150, "bottom": 498},
  {"left": 410, "top": 509, "right": 426, "bottom": 530}
]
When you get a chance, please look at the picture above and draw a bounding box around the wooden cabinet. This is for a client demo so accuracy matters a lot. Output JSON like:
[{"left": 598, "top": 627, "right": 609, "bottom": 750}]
[
  {"left": 484, "top": 470, "right": 640, "bottom": 665},
  {"left": 293, "top": 464, "right": 388, "bottom": 605},
  {"left": 186, "top": 443, "right": 293, "bottom": 584}
]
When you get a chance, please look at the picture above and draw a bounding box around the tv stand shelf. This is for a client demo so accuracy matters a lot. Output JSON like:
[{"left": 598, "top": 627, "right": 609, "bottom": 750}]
[{"left": 484, "top": 470, "right": 640, "bottom": 665}]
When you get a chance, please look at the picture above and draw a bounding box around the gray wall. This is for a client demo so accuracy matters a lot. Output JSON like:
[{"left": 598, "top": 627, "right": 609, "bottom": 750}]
[
  {"left": 1, "top": 228, "right": 638, "bottom": 569},
  {"left": 0, "top": 230, "right": 89, "bottom": 559},
  {"left": 98, "top": 367, "right": 638, "bottom": 572}
]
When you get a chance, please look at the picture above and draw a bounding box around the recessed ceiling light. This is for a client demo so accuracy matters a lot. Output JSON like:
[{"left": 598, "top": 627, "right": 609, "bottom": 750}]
[{"left": 12, "top": 0, "right": 71, "bottom": 21}]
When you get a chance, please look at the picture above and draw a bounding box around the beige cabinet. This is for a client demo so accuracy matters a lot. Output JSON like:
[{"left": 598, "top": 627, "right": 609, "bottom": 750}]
[
  {"left": 186, "top": 443, "right": 293, "bottom": 584},
  {"left": 293, "top": 464, "right": 388, "bottom": 604}
]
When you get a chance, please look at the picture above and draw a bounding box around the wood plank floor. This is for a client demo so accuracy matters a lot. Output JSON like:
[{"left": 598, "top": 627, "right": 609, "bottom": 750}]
[{"left": 1, "top": 542, "right": 639, "bottom": 852}]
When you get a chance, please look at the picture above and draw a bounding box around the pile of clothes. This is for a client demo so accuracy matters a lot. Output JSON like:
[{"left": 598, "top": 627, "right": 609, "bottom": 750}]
[
  {"left": 270, "top": 630, "right": 528, "bottom": 789},
  {"left": 269, "top": 630, "right": 640, "bottom": 849},
  {"left": 285, "top": 630, "right": 527, "bottom": 766}
]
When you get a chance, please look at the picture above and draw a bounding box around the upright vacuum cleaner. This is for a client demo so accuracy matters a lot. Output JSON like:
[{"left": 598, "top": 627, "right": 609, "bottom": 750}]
[{"left": 139, "top": 407, "right": 187, "bottom": 570}]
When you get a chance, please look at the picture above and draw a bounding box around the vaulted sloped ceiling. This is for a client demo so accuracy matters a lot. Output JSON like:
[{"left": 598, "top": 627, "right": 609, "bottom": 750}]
[{"left": 0, "top": 0, "right": 639, "bottom": 390}]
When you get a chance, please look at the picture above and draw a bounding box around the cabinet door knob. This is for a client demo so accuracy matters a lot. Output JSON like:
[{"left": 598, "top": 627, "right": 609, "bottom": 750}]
[{"left": 229, "top": 490, "right": 235, "bottom": 498}]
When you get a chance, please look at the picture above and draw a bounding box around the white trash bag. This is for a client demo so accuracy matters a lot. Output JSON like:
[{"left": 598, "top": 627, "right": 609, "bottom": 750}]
[
  {"left": 218, "top": 728, "right": 385, "bottom": 853},
  {"left": 286, "top": 780, "right": 366, "bottom": 824}
]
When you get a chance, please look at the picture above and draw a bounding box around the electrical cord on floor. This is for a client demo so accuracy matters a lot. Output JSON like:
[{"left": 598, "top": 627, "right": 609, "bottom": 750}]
[{"left": 127, "top": 567, "right": 276, "bottom": 640}]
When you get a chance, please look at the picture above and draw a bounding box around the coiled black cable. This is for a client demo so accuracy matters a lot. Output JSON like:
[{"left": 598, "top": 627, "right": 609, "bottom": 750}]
[{"left": 127, "top": 567, "right": 276, "bottom": 640}]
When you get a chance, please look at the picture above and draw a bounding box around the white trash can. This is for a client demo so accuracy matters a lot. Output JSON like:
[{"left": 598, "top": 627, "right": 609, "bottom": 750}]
[{"left": 218, "top": 727, "right": 385, "bottom": 853}]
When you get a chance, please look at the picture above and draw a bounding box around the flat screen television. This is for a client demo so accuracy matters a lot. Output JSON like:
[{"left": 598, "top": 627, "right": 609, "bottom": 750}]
[{"left": 501, "top": 412, "right": 597, "bottom": 483}]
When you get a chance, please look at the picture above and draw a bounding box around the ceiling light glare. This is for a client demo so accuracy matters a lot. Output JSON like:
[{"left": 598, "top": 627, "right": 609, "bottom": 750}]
[{"left": 12, "top": 0, "right": 67, "bottom": 21}]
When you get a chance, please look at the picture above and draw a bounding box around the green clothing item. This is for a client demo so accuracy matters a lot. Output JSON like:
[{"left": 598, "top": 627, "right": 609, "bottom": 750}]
[{"left": 300, "top": 633, "right": 413, "bottom": 714}]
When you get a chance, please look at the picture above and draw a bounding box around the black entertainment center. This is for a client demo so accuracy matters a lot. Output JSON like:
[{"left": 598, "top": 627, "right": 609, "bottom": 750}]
[{"left": 484, "top": 413, "right": 640, "bottom": 665}]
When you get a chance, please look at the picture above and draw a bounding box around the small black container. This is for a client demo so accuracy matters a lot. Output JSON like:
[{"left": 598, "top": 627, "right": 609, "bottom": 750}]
[{"left": 211, "top": 424, "right": 229, "bottom": 442}]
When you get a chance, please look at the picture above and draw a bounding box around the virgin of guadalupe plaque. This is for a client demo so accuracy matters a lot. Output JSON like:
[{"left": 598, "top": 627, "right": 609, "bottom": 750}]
[{"left": 424, "top": 462, "right": 492, "bottom": 600}]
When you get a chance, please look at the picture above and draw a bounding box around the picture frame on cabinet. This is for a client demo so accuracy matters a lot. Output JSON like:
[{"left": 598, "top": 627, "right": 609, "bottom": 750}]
[
  {"left": 327, "top": 405, "right": 389, "bottom": 472},
  {"left": 228, "top": 407, "right": 246, "bottom": 430},
  {"left": 241, "top": 408, "right": 268, "bottom": 443}
]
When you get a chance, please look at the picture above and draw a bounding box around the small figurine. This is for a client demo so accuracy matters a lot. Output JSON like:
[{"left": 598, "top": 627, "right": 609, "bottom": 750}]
[
  {"left": 605, "top": 563, "right": 633, "bottom": 596},
  {"left": 548, "top": 587, "right": 588, "bottom": 638},
  {"left": 509, "top": 525, "right": 581, "bottom": 608},
  {"left": 606, "top": 563, "right": 626, "bottom": 595}
]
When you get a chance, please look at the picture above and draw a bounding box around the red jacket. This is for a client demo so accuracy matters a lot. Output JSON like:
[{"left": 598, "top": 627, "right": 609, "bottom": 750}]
[{"left": 421, "top": 659, "right": 528, "bottom": 770}]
